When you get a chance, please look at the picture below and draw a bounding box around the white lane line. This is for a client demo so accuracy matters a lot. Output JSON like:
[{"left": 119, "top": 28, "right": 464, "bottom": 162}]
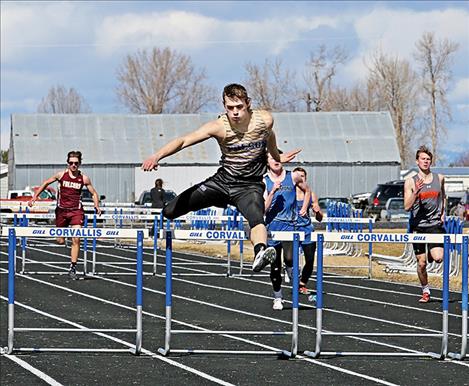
[
  {"left": 0, "top": 295, "right": 234, "bottom": 386},
  {"left": 0, "top": 272, "right": 402, "bottom": 385},
  {"left": 1, "top": 353, "right": 63, "bottom": 386}
]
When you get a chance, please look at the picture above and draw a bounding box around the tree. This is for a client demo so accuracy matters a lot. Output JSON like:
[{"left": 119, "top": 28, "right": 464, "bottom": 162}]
[
  {"left": 1, "top": 150, "right": 8, "bottom": 164},
  {"left": 37, "top": 85, "right": 91, "bottom": 113},
  {"left": 450, "top": 150, "right": 469, "bottom": 167},
  {"left": 115, "top": 47, "right": 216, "bottom": 114},
  {"left": 303, "top": 45, "right": 347, "bottom": 112},
  {"left": 326, "top": 81, "right": 381, "bottom": 112},
  {"left": 243, "top": 58, "right": 298, "bottom": 111},
  {"left": 366, "top": 51, "right": 420, "bottom": 167},
  {"left": 414, "top": 32, "right": 459, "bottom": 163}
]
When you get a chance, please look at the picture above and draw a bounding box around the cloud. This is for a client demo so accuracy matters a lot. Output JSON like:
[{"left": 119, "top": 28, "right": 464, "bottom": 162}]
[
  {"left": 341, "top": 6, "right": 469, "bottom": 83},
  {"left": 1, "top": 2, "right": 93, "bottom": 63},
  {"left": 95, "top": 10, "right": 340, "bottom": 56},
  {"left": 448, "top": 78, "right": 469, "bottom": 102}
]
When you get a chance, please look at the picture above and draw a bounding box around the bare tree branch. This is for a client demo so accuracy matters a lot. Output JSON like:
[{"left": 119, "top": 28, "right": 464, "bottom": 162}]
[
  {"left": 243, "top": 58, "right": 299, "bottom": 111},
  {"left": 115, "top": 47, "right": 216, "bottom": 114},
  {"left": 414, "top": 31, "right": 459, "bottom": 163},
  {"left": 303, "top": 45, "right": 348, "bottom": 111},
  {"left": 37, "top": 85, "right": 91, "bottom": 113}
]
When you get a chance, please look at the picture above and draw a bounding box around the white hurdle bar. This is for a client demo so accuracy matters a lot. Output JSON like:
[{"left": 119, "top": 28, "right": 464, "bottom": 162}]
[
  {"left": 3, "top": 227, "right": 148, "bottom": 355},
  {"left": 158, "top": 228, "right": 304, "bottom": 357},
  {"left": 303, "top": 232, "right": 468, "bottom": 359}
]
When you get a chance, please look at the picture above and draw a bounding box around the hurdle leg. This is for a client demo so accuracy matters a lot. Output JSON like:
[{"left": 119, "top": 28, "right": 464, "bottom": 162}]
[
  {"left": 158, "top": 228, "right": 173, "bottom": 356},
  {"left": 134, "top": 231, "right": 144, "bottom": 355},
  {"left": 7, "top": 229, "right": 17, "bottom": 354},
  {"left": 290, "top": 234, "right": 300, "bottom": 357},
  {"left": 368, "top": 220, "right": 373, "bottom": 279},
  {"left": 239, "top": 239, "right": 244, "bottom": 275},
  {"left": 227, "top": 240, "right": 231, "bottom": 277},
  {"left": 304, "top": 233, "right": 323, "bottom": 358},
  {"left": 153, "top": 218, "right": 158, "bottom": 275},
  {"left": 449, "top": 235, "right": 468, "bottom": 360},
  {"left": 430, "top": 236, "right": 450, "bottom": 359}
]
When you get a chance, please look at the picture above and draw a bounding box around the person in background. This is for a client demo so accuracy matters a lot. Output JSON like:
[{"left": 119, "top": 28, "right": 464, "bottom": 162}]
[
  {"left": 28, "top": 150, "right": 102, "bottom": 279},
  {"left": 150, "top": 178, "right": 166, "bottom": 208},
  {"left": 404, "top": 145, "right": 446, "bottom": 303},
  {"left": 264, "top": 154, "right": 310, "bottom": 310},
  {"left": 292, "top": 167, "right": 323, "bottom": 296}
]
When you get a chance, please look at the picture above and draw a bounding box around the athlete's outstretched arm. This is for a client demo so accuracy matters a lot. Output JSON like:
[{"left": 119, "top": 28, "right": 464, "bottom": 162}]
[
  {"left": 83, "top": 175, "right": 102, "bottom": 216},
  {"left": 142, "top": 121, "right": 223, "bottom": 171}
]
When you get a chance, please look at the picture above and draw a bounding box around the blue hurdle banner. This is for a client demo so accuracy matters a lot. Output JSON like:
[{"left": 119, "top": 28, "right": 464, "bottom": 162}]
[
  {"left": 159, "top": 229, "right": 306, "bottom": 242},
  {"left": 5, "top": 228, "right": 145, "bottom": 355},
  {"left": 1, "top": 227, "right": 149, "bottom": 239},
  {"left": 309, "top": 232, "right": 458, "bottom": 244}
]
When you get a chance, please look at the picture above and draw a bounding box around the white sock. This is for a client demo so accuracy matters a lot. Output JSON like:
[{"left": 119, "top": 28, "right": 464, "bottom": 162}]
[
  {"left": 285, "top": 267, "right": 293, "bottom": 282},
  {"left": 273, "top": 289, "right": 283, "bottom": 299},
  {"left": 422, "top": 285, "right": 430, "bottom": 294}
]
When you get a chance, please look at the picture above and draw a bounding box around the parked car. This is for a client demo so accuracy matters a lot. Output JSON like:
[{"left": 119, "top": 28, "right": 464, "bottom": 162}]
[
  {"left": 135, "top": 190, "right": 177, "bottom": 207},
  {"left": 81, "top": 186, "right": 106, "bottom": 203},
  {"left": 365, "top": 180, "right": 404, "bottom": 221},
  {"left": 351, "top": 192, "right": 371, "bottom": 210},
  {"left": 380, "top": 197, "right": 409, "bottom": 222},
  {"left": 318, "top": 197, "right": 350, "bottom": 211},
  {"left": 450, "top": 190, "right": 469, "bottom": 221}
]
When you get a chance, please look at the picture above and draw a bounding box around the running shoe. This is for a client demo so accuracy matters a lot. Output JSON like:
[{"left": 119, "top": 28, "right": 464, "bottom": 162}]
[
  {"left": 299, "top": 286, "right": 310, "bottom": 295},
  {"left": 252, "top": 246, "right": 276, "bottom": 272},
  {"left": 68, "top": 266, "right": 77, "bottom": 280},
  {"left": 273, "top": 298, "right": 284, "bottom": 311},
  {"left": 419, "top": 292, "right": 430, "bottom": 303}
]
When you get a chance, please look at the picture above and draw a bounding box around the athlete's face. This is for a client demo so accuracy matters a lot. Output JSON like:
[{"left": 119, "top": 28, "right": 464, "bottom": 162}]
[
  {"left": 267, "top": 154, "right": 282, "bottom": 173},
  {"left": 416, "top": 153, "right": 432, "bottom": 172},
  {"left": 298, "top": 171, "right": 306, "bottom": 181},
  {"left": 68, "top": 157, "right": 80, "bottom": 172},
  {"left": 223, "top": 96, "right": 250, "bottom": 124}
]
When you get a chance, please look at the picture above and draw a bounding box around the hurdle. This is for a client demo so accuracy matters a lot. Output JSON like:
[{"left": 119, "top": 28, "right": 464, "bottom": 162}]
[
  {"left": 304, "top": 232, "right": 468, "bottom": 359},
  {"left": 158, "top": 227, "right": 304, "bottom": 357},
  {"left": 2, "top": 226, "right": 148, "bottom": 355},
  {"left": 0, "top": 212, "right": 159, "bottom": 276},
  {"left": 448, "top": 235, "right": 468, "bottom": 360}
]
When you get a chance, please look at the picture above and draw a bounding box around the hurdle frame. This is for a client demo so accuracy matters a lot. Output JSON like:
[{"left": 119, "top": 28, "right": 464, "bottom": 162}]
[
  {"left": 448, "top": 235, "right": 468, "bottom": 360},
  {"left": 158, "top": 227, "right": 303, "bottom": 357},
  {"left": 3, "top": 227, "right": 147, "bottom": 355},
  {"left": 304, "top": 232, "right": 468, "bottom": 359}
]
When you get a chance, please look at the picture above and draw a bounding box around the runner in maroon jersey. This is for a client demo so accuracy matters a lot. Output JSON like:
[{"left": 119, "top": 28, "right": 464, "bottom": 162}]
[{"left": 29, "top": 151, "right": 102, "bottom": 279}]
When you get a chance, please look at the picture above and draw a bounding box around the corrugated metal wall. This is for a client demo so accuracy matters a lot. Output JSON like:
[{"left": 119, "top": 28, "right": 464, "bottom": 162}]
[
  {"left": 10, "top": 112, "right": 402, "bottom": 202},
  {"left": 14, "top": 164, "right": 137, "bottom": 203}
]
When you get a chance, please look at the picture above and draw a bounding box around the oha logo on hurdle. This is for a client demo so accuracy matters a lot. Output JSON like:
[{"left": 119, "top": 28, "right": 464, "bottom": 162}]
[{"left": 2, "top": 227, "right": 149, "bottom": 239}]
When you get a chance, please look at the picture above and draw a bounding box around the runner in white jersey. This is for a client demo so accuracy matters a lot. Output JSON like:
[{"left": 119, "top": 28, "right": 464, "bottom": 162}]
[
  {"left": 142, "top": 84, "right": 301, "bottom": 272},
  {"left": 404, "top": 145, "right": 446, "bottom": 303}
]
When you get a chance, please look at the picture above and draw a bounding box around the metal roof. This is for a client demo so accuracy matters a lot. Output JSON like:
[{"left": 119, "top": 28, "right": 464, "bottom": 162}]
[{"left": 11, "top": 111, "right": 400, "bottom": 165}]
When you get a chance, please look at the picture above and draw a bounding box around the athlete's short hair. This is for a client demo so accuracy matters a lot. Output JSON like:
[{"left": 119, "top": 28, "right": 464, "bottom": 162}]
[
  {"left": 293, "top": 167, "right": 307, "bottom": 177},
  {"left": 222, "top": 84, "right": 250, "bottom": 105},
  {"left": 416, "top": 146, "right": 433, "bottom": 161},
  {"left": 67, "top": 150, "right": 82, "bottom": 164}
]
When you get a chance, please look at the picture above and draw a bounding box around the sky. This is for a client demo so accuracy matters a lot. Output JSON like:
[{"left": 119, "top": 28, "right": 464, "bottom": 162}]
[{"left": 1, "top": 1, "right": 468, "bottom": 165}]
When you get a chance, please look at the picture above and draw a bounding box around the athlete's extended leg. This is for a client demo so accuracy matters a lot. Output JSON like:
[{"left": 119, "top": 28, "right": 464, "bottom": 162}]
[
  {"left": 300, "top": 242, "right": 316, "bottom": 286},
  {"left": 163, "top": 179, "right": 227, "bottom": 220},
  {"left": 233, "top": 185, "right": 276, "bottom": 271}
]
